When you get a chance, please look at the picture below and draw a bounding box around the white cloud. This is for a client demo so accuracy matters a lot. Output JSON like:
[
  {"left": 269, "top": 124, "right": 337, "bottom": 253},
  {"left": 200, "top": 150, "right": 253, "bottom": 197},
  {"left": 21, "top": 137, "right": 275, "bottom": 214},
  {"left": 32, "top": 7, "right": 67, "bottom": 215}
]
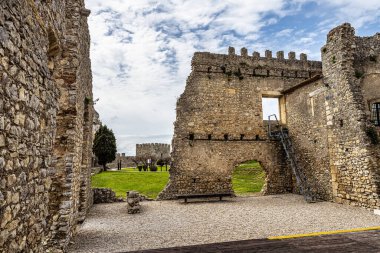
[
  {"left": 85, "top": 0, "right": 380, "bottom": 155},
  {"left": 276, "top": 28, "right": 294, "bottom": 37}
]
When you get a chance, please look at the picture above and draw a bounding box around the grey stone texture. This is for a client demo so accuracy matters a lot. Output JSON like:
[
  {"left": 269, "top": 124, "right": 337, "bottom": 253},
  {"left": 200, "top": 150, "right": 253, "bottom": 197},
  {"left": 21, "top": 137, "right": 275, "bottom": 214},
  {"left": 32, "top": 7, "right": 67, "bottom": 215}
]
[
  {"left": 0, "top": 0, "right": 94, "bottom": 252},
  {"left": 159, "top": 23, "right": 380, "bottom": 211},
  {"left": 108, "top": 153, "right": 137, "bottom": 169},
  {"left": 127, "top": 191, "right": 141, "bottom": 214},
  {"left": 93, "top": 188, "right": 117, "bottom": 204},
  {"left": 136, "top": 143, "right": 171, "bottom": 160}
]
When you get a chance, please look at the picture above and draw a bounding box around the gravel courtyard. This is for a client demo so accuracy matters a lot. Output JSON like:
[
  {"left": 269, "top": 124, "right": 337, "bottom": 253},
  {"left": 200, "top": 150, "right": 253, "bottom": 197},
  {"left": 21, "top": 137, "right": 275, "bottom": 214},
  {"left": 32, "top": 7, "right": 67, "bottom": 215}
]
[{"left": 68, "top": 194, "right": 380, "bottom": 253}]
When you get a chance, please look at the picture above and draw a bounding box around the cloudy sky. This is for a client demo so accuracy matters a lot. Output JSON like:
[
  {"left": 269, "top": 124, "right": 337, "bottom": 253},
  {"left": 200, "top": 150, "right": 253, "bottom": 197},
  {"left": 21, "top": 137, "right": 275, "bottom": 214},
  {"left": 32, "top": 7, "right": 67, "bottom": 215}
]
[{"left": 85, "top": 0, "right": 380, "bottom": 155}]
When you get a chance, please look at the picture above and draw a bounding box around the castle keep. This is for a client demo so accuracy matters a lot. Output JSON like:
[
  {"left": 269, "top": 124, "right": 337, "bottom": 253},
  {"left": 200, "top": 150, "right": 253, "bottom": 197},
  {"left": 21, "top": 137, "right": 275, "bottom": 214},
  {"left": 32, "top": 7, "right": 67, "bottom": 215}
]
[
  {"left": 0, "top": 0, "right": 94, "bottom": 252},
  {"left": 160, "top": 24, "right": 380, "bottom": 210}
]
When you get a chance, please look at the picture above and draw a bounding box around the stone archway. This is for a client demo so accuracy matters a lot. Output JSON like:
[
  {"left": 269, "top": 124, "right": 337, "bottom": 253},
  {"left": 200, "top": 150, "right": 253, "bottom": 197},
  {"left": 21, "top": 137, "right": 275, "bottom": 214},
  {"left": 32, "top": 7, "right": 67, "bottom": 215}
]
[
  {"left": 158, "top": 139, "right": 293, "bottom": 199},
  {"left": 232, "top": 160, "right": 266, "bottom": 196}
]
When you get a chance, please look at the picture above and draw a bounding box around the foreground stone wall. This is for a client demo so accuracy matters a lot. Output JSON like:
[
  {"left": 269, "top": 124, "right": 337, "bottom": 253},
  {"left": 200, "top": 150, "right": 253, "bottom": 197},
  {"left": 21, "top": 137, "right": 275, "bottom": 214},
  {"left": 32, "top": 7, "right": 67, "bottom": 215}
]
[
  {"left": 0, "top": 0, "right": 94, "bottom": 252},
  {"left": 159, "top": 49, "right": 322, "bottom": 199}
]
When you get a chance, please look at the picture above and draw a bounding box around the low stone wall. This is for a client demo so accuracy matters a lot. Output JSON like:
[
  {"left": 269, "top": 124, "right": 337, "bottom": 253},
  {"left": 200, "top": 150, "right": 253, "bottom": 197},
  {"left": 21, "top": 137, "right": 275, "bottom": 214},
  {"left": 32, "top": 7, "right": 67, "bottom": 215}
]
[{"left": 93, "top": 188, "right": 119, "bottom": 204}]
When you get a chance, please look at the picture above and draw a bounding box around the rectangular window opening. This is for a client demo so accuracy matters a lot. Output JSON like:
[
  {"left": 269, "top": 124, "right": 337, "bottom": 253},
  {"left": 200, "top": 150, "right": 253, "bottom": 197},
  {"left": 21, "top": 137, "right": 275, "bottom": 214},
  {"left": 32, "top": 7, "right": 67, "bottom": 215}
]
[{"left": 262, "top": 97, "right": 280, "bottom": 121}]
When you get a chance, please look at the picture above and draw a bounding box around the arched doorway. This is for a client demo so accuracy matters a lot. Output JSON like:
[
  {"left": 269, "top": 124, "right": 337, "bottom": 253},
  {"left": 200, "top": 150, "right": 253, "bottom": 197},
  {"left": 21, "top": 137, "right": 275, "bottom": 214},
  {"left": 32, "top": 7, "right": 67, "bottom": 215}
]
[{"left": 232, "top": 160, "right": 266, "bottom": 196}]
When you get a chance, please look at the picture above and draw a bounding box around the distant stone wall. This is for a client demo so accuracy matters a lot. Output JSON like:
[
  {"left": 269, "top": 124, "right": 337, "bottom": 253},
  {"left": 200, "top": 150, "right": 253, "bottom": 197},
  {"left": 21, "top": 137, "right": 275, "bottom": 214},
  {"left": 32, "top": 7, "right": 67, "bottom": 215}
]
[
  {"left": 0, "top": 1, "right": 94, "bottom": 252},
  {"left": 109, "top": 153, "right": 136, "bottom": 169},
  {"left": 136, "top": 143, "right": 171, "bottom": 160}
]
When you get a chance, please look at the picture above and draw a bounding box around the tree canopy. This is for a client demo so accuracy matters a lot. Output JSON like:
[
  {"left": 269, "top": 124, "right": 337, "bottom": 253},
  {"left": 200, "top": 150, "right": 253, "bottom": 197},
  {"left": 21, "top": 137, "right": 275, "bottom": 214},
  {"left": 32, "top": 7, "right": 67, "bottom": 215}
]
[{"left": 93, "top": 125, "right": 117, "bottom": 170}]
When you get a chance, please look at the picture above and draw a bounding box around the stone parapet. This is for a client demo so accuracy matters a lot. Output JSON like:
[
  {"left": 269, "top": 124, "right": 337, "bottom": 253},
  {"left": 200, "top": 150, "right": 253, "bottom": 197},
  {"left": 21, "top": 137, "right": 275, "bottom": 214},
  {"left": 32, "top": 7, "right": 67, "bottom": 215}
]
[{"left": 191, "top": 49, "right": 322, "bottom": 80}]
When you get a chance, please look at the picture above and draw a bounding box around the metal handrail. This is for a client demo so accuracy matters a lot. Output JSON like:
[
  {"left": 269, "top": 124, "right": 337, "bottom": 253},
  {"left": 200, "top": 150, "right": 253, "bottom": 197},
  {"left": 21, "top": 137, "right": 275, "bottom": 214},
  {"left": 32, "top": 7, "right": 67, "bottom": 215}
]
[{"left": 267, "top": 114, "right": 316, "bottom": 203}]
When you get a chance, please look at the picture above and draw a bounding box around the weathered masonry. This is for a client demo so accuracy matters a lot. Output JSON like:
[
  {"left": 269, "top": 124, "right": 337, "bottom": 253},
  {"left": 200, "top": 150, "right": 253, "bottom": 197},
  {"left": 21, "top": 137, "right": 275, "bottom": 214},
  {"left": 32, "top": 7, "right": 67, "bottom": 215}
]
[
  {"left": 136, "top": 143, "right": 171, "bottom": 160},
  {"left": 0, "top": 0, "right": 94, "bottom": 252},
  {"left": 159, "top": 23, "right": 380, "bottom": 210}
]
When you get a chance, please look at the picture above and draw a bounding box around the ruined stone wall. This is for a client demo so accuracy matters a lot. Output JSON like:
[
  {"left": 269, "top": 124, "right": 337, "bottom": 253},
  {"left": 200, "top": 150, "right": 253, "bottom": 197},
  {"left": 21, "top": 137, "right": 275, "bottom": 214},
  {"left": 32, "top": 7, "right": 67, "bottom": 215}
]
[
  {"left": 159, "top": 48, "right": 322, "bottom": 199},
  {"left": 284, "top": 79, "right": 332, "bottom": 200},
  {"left": 136, "top": 143, "right": 171, "bottom": 160},
  {"left": 321, "top": 23, "right": 380, "bottom": 208},
  {"left": 109, "top": 153, "right": 136, "bottom": 168},
  {"left": 354, "top": 33, "right": 380, "bottom": 134},
  {"left": 0, "top": 0, "right": 93, "bottom": 252}
]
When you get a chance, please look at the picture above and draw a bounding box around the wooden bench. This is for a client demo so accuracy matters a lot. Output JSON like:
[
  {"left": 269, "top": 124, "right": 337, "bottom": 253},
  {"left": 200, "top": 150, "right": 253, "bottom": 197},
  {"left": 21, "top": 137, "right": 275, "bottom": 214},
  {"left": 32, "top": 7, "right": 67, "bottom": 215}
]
[{"left": 177, "top": 193, "right": 233, "bottom": 203}]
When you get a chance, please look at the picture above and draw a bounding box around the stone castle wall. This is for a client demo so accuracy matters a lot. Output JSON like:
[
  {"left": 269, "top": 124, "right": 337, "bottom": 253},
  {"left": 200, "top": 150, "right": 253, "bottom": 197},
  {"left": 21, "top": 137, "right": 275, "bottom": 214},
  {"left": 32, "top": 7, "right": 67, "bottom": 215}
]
[
  {"left": 284, "top": 79, "right": 332, "bottom": 200},
  {"left": 108, "top": 153, "right": 136, "bottom": 168},
  {"left": 159, "top": 48, "right": 322, "bottom": 199},
  {"left": 160, "top": 24, "right": 380, "bottom": 210},
  {"left": 321, "top": 24, "right": 380, "bottom": 208},
  {"left": 136, "top": 143, "right": 171, "bottom": 160},
  {"left": 0, "top": 0, "right": 94, "bottom": 252}
]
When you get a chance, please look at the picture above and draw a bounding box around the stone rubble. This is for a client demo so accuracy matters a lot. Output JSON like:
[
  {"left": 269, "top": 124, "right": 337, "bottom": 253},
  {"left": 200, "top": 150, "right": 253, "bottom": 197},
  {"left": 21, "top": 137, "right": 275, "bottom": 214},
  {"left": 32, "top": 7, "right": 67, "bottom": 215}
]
[{"left": 127, "top": 191, "right": 141, "bottom": 214}]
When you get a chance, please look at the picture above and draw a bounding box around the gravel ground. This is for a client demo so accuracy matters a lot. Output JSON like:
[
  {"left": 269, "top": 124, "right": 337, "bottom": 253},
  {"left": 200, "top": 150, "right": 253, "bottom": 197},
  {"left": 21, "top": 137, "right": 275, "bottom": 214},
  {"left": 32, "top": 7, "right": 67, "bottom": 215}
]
[{"left": 68, "top": 194, "right": 380, "bottom": 253}]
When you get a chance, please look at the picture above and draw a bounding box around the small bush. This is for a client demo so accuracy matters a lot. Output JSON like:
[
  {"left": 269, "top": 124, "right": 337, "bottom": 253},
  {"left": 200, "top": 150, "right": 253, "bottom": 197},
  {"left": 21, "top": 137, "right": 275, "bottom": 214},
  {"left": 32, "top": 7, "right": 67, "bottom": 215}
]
[
  {"left": 366, "top": 127, "right": 379, "bottom": 145},
  {"left": 137, "top": 165, "right": 143, "bottom": 171},
  {"left": 150, "top": 166, "right": 158, "bottom": 172},
  {"left": 157, "top": 159, "right": 164, "bottom": 166}
]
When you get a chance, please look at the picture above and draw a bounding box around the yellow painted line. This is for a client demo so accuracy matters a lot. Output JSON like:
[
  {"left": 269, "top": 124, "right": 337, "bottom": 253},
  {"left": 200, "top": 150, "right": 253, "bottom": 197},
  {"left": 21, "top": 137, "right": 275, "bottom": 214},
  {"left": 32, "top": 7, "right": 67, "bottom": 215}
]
[{"left": 268, "top": 226, "right": 380, "bottom": 240}]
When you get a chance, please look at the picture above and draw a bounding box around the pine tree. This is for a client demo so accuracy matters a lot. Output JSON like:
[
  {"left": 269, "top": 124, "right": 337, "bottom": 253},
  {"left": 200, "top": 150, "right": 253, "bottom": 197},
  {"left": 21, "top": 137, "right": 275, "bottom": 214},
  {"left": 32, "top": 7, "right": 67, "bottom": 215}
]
[{"left": 93, "top": 125, "right": 117, "bottom": 171}]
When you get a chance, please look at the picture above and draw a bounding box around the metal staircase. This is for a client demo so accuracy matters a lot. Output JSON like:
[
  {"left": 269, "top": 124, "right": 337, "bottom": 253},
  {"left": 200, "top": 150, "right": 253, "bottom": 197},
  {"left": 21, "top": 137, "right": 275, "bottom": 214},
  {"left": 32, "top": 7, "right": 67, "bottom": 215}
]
[{"left": 267, "top": 114, "right": 316, "bottom": 203}]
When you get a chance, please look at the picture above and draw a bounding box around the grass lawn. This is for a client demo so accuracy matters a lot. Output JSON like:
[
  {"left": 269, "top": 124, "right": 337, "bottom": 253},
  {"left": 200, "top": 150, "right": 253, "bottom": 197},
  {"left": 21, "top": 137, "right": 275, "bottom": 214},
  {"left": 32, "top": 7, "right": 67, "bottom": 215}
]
[
  {"left": 92, "top": 162, "right": 265, "bottom": 199},
  {"left": 232, "top": 160, "right": 265, "bottom": 195},
  {"left": 91, "top": 167, "right": 169, "bottom": 199}
]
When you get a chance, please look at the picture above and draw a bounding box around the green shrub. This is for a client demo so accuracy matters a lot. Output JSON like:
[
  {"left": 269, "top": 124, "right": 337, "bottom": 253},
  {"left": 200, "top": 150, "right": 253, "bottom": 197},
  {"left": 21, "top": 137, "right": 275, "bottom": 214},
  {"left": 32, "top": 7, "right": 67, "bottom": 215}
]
[{"left": 157, "top": 159, "right": 164, "bottom": 166}]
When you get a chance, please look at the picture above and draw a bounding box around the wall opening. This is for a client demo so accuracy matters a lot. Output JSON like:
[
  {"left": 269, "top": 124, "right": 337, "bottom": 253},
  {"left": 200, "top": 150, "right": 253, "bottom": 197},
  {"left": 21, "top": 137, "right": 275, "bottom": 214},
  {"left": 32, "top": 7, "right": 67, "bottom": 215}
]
[
  {"left": 372, "top": 102, "right": 380, "bottom": 126},
  {"left": 232, "top": 160, "right": 266, "bottom": 196},
  {"left": 262, "top": 97, "right": 280, "bottom": 120}
]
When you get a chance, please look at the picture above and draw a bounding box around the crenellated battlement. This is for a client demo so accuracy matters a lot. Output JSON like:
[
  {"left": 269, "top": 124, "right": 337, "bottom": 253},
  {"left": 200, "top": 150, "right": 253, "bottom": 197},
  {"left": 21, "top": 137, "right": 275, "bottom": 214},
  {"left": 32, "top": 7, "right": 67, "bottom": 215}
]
[
  {"left": 191, "top": 47, "right": 322, "bottom": 79},
  {"left": 136, "top": 143, "right": 171, "bottom": 148}
]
